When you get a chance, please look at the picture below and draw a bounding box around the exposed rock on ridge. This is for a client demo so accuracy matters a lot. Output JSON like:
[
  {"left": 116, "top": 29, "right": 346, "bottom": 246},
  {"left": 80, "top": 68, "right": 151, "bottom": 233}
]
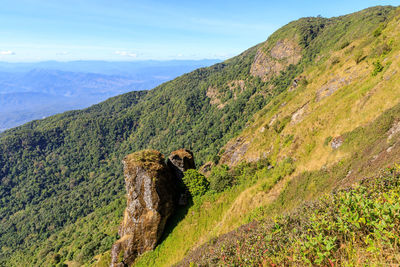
[
  {"left": 167, "top": 149, "right": 196, "bottom": 180},
  {"left": 110, "top": 149, "right": 195, "bottom": 266},
  {"left": 250, "top": 39, "right": 302, "bottom": 81},
  {"left": 167, "top": 149, "right": 196, "bottom": 206}
]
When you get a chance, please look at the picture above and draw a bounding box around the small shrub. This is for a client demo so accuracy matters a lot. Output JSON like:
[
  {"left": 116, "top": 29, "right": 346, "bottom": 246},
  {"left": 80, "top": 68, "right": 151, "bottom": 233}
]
[
  {"left": 284, "top": 134, "right": 294, "bottom": 146},
  {"left": 209, "top": 165, "right": 234, "bottom": 193},
  {"left": 299, "top": 78, "right": 308, "bottom": 87},
  {"left": 380, "top": 42, "right": 392, "bottom": 56},
  {"left": 273, "top": 116, "right": 291, "bottom": 134},
  {"left": 182, "top": 169, "right": 209, "bottom": 197},
  {"left": 372, "top": 60, "right": 384, "bottom": 76},
  {"left": 373, "top": 24, "right": 385, "bottom": 37},
  {"left": 323, "top": 136, "right": 332, "bottom": 146},
  {"left": 273, "top": 157, "right": 295, "bottom": 180}
]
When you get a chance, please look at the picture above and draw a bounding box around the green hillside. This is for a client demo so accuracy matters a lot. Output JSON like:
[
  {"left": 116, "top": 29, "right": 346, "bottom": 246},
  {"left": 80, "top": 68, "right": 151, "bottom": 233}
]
[
  {"left": 1, "top": 5, "right": 400, "bottom": 267},
  {"left": 179, "top": 165, "right": 400, "bottom": 266}
]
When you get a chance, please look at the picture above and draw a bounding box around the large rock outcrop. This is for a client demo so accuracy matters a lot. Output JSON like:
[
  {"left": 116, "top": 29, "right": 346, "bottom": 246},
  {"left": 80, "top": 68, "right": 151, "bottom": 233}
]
[
  {"left": 167, "top": 149, "right": 196, "bottom": 206},
  {"left": 167, "top": 148, "right": 196, "bottom": 180},
  {"left": 250, "top": 38, "right": 302, "bottom": 81},
  {"left": 110, "top": 149, "right": 195, "bottom": 266},
  {"left": 110, "top": 150, "right": 177, "bottom": 266}
]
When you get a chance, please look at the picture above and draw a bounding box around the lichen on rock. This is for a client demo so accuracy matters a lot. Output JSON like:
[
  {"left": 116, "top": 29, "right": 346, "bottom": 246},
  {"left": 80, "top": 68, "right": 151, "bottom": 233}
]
[
  {"left": 219, "top": 137, "right": 250, "bottom": 166},
  {"left": 110, "top": 150, "right": 177, "bottom": 267},
  {"left": 110, "top": 149, "right": 197, "bottom": 266},
  {"left": 331, "top": 136, "right": 344, "bottom": 149},
  {"left": 250, "top": 39, "right": 302, "bottom": 81}
]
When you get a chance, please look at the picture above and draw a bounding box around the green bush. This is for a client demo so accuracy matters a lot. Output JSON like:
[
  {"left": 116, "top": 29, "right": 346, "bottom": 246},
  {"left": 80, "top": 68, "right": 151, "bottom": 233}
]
[
  {"left": 373, "top": 24, "right": 385, "bottom": 37},
  {"left": 209, "top": 165, "right": 234, "bottom": 193},
  {"left": 323, "top": 136, "right": 332, "bottom": 146},
  {"left": 339, "top": 40, "right": 350, "bottom": 50},
  {"left": 273, "top": 115, "right": 291, "bottom": 134},
  {"left": 271, "top": 157, "right": 295, "bottom": 182},
  {"left": 372, "top": 60, "right": 384, "bottom": 76},
  {"left": 182, "top": 169, "right": 209, "bottom": 197}
]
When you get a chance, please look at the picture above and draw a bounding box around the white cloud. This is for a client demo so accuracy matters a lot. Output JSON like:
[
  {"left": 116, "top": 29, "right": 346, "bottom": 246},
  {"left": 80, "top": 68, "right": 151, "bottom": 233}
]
[
  {"left": 115, "top": 50, "right": 137, "bottom": 58},
  {"left": 56, "top": 51, "right": 69, "bottom": 55},
  {"left": 0, "top": 50, "right": 15, "bottom": 55}
]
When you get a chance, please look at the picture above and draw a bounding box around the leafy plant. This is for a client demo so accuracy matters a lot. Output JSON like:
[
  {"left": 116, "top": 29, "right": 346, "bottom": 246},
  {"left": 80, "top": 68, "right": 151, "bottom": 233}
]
[
  {"left": 182, "top": 169, "right": 209, "bottom": 197},
  {"left": 372, "top": 60, "right": 384, "bottom": 76},
  {"left": 273, "top": 115, "right": 291, "bottom": 134},
  {"left": 373, "top": 23, "right": 386, "bottom": 37},
  {"left": 324, "top": 136, "right": 333, "bottom": 146},
  {"left": 209, "top": 165, "right": 234, "bottom": 193}
]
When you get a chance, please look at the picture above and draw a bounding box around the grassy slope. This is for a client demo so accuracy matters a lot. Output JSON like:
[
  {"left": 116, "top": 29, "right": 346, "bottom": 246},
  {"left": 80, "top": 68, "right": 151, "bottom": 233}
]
[
  {"left": 229, "top": 6, "right": 400, "bottom": 172},
  {"left": 179, "top": 166, "right": 400, "bottom": 266},
  {"left": 134, "top": 95, "right": 400, "bottom": 267},
  {"left": 129, "top": 6, "right": 400, "bottom": 266},
  {"left": 213, "top": 5, "right": 400, "bottom": 226}
]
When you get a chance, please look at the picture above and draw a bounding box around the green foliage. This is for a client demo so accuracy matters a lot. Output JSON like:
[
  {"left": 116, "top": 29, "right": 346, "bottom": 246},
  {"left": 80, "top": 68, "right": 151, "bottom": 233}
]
[
  {"left": 373, "top": 23, "right": 386, "bottom": 37},
  {"left": 272, "top": 158, "right": 295, "bottom": 181},
  {"left": 324, "top": 136, "right": 333, "bottom": 146},
  {"left": 339, "top": 40, "right": 350, "bottom": 49},
  {"left": 296, "top": 17, "right": 327, "bottom": 48},
  {"left": 209, "top": 165, "right": 234, "bottom": 193},
  {"left": 283, "top": 134, "right": 294, "bottom": 146},
  {"left": 273, "top": 115, "right": 291, "bottom": 133},
  {"left": 182, "top": 166, "right": 400, "bottom": 266},
  {"left": 6, "top": 197, "right": 124, "bottom": 266},
  {"left": 182, "top": 169, "right": 209, "bottom": 197},
  {"left": 372, "top": 60, "right": 384, "bottom": 76}
]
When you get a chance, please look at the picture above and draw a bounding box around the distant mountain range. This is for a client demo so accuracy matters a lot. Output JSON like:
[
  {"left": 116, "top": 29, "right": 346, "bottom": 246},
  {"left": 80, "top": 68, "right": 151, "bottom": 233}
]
[{"left": 0, "top": 59, "right": 219, "bottom": 131}]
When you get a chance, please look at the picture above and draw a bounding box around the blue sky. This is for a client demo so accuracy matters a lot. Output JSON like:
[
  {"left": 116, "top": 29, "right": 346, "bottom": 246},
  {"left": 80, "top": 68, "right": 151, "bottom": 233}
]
[{"left": 0, "top": 0, "right": 399, "bottom": 62}]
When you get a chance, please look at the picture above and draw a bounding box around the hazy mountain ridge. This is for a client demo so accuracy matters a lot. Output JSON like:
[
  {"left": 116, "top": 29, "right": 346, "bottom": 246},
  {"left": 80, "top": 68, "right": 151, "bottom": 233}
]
[{"left": 0, "top": 60, "right": 219, "bottom": 130}]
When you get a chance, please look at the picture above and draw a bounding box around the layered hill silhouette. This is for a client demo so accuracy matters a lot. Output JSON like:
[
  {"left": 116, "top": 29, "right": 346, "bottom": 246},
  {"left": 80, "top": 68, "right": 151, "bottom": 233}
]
[
  {"left": 1, "top": 5, "right": 400, "bottom": 266},
  {"left": 0, "top": 60, "right": 219, "bottom": 131}
]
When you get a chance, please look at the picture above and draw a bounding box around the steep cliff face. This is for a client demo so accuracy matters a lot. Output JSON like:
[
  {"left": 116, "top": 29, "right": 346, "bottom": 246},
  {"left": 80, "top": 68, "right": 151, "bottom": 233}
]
[
  {"left": 110, "top": 149, "right": 196, "bottom": 266},
  {"left": 167, "top": 149, "right": 196, "bottom": 206},
  {"left": 110, "top": 150, "right": 177, "bottom": 266}
]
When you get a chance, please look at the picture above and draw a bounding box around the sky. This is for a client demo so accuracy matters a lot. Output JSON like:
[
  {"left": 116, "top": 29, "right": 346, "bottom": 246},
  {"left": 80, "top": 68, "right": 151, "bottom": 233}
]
[{"left": 0, "top": 0, "right": 399, "bottom": 62}]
